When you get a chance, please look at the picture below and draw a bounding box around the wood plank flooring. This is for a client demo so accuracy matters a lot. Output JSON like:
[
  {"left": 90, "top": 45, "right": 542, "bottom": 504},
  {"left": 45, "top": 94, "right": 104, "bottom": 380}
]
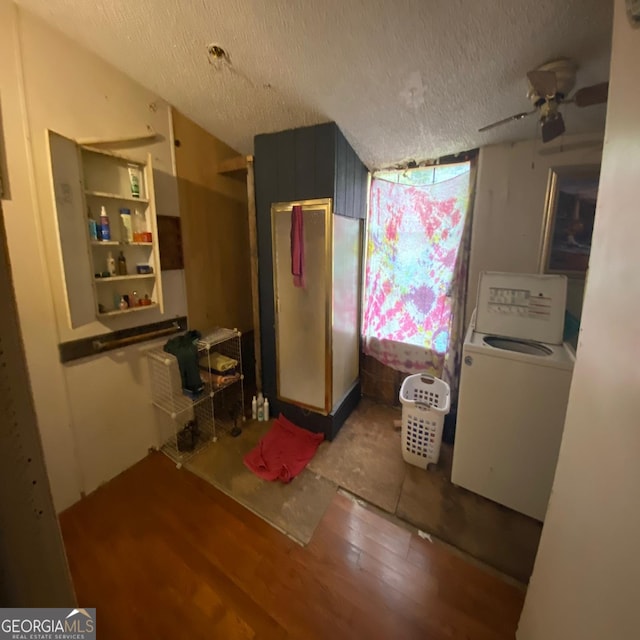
[{"left": 59, "top": 453, "right": 524, "bottom": 639}]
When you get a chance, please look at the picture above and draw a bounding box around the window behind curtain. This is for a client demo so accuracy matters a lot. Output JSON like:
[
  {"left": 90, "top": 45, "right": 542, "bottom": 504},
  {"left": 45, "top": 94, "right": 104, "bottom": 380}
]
[{"left": 362, "top": 163, "right": 472, "bottom": 374}]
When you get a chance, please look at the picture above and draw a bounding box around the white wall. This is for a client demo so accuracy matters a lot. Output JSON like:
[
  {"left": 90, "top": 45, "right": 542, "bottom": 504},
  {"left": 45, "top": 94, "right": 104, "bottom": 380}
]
[
  {"left": 518, "top": 2, "right": 640, "bottom": 638},
  {"left": 1, "top": 2, "right": 187, "bottom": 510},
  {"left": 468, "top": 133, "right": 603, "bottom": 327}
]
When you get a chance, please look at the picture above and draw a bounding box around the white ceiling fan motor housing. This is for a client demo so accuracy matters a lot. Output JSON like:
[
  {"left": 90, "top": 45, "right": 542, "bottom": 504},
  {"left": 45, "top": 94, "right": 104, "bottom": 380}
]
[{"left": 527, "top": 58, "right": 578, "bottom": 104}]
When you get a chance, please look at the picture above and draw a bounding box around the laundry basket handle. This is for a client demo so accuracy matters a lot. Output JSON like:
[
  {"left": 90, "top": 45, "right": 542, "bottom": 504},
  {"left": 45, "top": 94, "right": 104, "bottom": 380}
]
[{"left": 420, "top": 373, "right": 436, "bottom": 385}]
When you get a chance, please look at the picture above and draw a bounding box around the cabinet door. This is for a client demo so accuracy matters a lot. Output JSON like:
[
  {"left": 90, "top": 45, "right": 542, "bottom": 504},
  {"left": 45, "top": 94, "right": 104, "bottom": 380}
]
[
  {"left": 145, "top": 152, "right": 163, "bottom": 313},
  {"left": 46, "top": 130, "right": 95, "bottom": 328}
]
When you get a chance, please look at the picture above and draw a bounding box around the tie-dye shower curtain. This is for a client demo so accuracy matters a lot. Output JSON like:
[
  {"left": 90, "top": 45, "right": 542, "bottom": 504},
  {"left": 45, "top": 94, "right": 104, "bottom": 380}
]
[{"left": 362, "top": 162, "right": 473, "bottom": 386}]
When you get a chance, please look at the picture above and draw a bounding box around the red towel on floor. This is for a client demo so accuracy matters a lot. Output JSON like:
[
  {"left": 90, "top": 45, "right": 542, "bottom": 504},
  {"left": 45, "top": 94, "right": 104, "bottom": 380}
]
[
  {"left": 243, "top": 414, "right": 324, "bottom": 483},
  {"left": 290, "top": 205, "right": 304, "bottom": 288}
]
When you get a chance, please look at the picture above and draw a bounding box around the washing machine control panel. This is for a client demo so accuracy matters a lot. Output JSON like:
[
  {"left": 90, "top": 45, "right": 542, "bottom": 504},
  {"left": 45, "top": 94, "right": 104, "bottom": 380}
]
[{"left": 476, "top": 272, "right": 567, "bottom": 344}]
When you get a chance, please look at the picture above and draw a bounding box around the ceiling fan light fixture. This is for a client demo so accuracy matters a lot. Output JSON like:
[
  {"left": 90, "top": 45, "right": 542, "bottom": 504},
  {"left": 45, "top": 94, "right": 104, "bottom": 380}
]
[{"left": 540, "top": 112, "right": 566, "bottom": 143}]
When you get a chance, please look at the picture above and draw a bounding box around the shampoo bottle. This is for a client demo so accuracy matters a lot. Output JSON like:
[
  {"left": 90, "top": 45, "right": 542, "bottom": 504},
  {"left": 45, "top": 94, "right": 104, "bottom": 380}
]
[
  {"left": 251, "top": 395, "right": 257, "bottom": 420},
  {"left": 119, "top": 208, "right": 133, "bottom": 243},
  {"left": 99, "top": 206, "right": 111, "bottom": 241},
  {"left": 263, "top": 398, "right": 269, "bottom": 422}
]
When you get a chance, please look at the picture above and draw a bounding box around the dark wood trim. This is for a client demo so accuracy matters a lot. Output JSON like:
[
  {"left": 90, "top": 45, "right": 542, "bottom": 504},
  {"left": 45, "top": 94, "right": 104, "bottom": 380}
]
[
  {"left": 271, "top": 382, "right": 361, "bottom": 441},
  {"left": 246, "top": 157, "right": 262, "bottom": 391},
  {"left": 59, "top": 315, "right": 187, "bottom": 363}
]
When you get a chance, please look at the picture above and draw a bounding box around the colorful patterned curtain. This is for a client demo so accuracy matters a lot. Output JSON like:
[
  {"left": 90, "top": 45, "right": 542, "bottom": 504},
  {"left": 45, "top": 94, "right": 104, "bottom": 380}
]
[{"left": 362, "top": 163, "right": 473, "bottom": 378}]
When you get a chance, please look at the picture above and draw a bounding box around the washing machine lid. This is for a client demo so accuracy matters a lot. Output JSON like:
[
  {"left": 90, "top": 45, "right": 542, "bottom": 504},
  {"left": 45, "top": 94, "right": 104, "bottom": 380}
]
[
  {"left": 475, "top": 272, "right": 567, "bottom": 344},
  {"left": 465, "top": 328, "right": 575, "bottom": 369}
]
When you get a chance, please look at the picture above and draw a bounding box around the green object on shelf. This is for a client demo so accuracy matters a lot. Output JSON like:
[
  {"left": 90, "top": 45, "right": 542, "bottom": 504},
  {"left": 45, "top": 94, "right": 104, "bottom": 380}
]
[{"left": 164, "top": 330, "right": 204, "bottom": 395}]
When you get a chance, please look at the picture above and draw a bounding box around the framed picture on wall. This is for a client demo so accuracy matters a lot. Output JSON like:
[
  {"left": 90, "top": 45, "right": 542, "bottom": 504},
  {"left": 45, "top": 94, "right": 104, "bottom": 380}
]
[{"left": 539, "top": 164, "right": 601, "bottom": 276}]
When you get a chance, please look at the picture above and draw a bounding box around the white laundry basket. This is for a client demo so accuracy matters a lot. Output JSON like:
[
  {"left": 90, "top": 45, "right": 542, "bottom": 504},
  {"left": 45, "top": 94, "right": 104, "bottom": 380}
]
[{"left": 400, "top": 373, "right": 451, "bottom": 469}]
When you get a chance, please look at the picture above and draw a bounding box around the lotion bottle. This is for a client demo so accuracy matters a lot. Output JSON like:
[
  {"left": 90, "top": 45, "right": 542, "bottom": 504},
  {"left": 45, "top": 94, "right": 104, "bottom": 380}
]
[
  {"left": 257, "top": 392, "right": 264, "bottom": 421},
  {"left": 106, "top": 251, "right": 116, "bottom": 276}
]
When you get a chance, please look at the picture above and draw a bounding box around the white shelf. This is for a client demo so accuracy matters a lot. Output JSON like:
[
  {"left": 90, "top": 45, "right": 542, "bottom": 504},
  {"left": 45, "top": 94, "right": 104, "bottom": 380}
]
[
  {"left": 197, "top": 328, "right": 241, "bottom": 349},
  {"left": 94, "top": 274, "right": 155, "bottom": 283},
  {"left": 81, "top": 145, "right": 146, "bottom": 164},
  {"left": 91, "top": 240, "right": 153, "bottom": 247},
  {"left": 147, "top": 331, "right": 245, "bottom": 465},
  {"left": 97, "top": 302, "right": 157, "bottom": 317},
  {"left": 85, "top": 189, "right": 149, "bottom": 203}
]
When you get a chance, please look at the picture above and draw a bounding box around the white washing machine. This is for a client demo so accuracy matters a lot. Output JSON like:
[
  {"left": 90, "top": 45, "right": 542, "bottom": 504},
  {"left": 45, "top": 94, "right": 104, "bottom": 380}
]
[{"left": 451, "top": 272, "right": 575, "bottom": 521}]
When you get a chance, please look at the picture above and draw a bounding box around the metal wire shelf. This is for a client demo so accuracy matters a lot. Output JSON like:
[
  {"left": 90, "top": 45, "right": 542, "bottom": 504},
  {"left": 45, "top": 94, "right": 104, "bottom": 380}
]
[{"left": 146, "top": 328, "right": 244, "bottom": 466}]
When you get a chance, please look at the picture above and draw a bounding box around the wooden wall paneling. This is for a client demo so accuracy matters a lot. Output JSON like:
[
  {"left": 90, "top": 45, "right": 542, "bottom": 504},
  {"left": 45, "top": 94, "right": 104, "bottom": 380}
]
[
  {"left": 334, "top": 129, "right": 347, "bottom": 215},
  {"left": 345, "top": 140, "right": 356, "bottom": 218},
  {"left": 294, "top": 125, "right": 315, "bottom": 201},
  {"left": 276, "top": 129, "right": 296, "bottom": 202},
  {"left": 178, "top": 184, "right": 252, "bottom": 332},
  {"left": 359, "top": 161, "right": 369, "bottom": 219},
  {"left": 351, "top": 158, "right": 360, "bottom": 221},
  {"left": 172, "top": 109, "right": 252, "bottom": 334},
  {"left": 314, "top": 123, "right": 336, "bottom": 198},
  {"left": 353, "top": 156, "right": 366, "bottom": 221}
]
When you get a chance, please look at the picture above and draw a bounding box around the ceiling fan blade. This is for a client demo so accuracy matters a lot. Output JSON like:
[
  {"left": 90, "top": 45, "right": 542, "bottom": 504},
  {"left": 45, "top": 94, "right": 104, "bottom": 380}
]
[
  {"left": 573, "top": 82, "right": 609, "bottom": 107},
  {"left": 541, "top": 112, "right": 565, "bottom": 143},
  {"left": 527, "top": 69, "right": 557, "bottom": 98},
  {"left": 478, "top": 109, "right": 536, "bottom": 132}
]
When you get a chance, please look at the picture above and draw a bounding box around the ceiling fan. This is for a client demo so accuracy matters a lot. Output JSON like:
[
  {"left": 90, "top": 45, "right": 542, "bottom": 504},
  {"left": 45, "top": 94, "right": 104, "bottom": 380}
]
[{"left": 479, "top": 58, "right": 609, "bottom": 143}]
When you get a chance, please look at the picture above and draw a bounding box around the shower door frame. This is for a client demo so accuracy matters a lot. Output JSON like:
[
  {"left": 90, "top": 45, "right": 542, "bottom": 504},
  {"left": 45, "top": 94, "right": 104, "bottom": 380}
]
[{"left": 271, "top": 198, "right": 333, "bottom": 415}]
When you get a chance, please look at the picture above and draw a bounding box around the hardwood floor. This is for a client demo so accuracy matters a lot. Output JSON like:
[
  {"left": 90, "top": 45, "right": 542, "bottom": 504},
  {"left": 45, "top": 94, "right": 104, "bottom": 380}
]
[{"left": 59, "top": 453, "right": 524, "bottom": 639}]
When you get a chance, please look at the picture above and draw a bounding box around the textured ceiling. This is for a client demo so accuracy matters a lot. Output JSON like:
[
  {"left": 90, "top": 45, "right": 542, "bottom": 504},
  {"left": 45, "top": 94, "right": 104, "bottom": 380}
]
[{"left": 16, "top": 0, "right": 613, "bottom": 169}]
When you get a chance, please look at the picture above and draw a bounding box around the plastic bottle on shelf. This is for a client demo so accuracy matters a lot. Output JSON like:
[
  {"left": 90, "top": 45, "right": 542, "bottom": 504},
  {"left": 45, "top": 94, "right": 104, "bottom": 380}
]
[
  {"left": 117, "top": 251, "right": 127, "bottom": 275},
  {"left": 99, "top": 206, "right": 111, "bottom": 241},
  {"left": 143, "top": 209, "right": 152, "bottom": 242},
  {"left": 132, "top": 208, "right": 146, "bottom": 242},
  {"left": 128, "top": 165, "right": 141, "bottom": 199},
  {"left": 119, "top": 208, "right": 133, "bottom": 243},
  {"left": 263, "top": 397, "right": 269, "bottom": 422},
  {"left": 251, "top": 395, "right": 257, "bottom": 420},
  {"left": 106, "top": 251, "right": 116, "bottom": 276},
  {"left": 87, "top": 207, "right": 98, "bottom": 240},
  {"left": 257, "top": 392, "right": 264, "bottom": 421}
]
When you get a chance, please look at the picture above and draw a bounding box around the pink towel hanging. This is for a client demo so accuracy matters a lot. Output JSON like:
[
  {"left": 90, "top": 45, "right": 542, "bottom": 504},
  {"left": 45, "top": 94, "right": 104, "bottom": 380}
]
[{"left": 291, "top": 205, "right": 304, "bottom": 287}]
